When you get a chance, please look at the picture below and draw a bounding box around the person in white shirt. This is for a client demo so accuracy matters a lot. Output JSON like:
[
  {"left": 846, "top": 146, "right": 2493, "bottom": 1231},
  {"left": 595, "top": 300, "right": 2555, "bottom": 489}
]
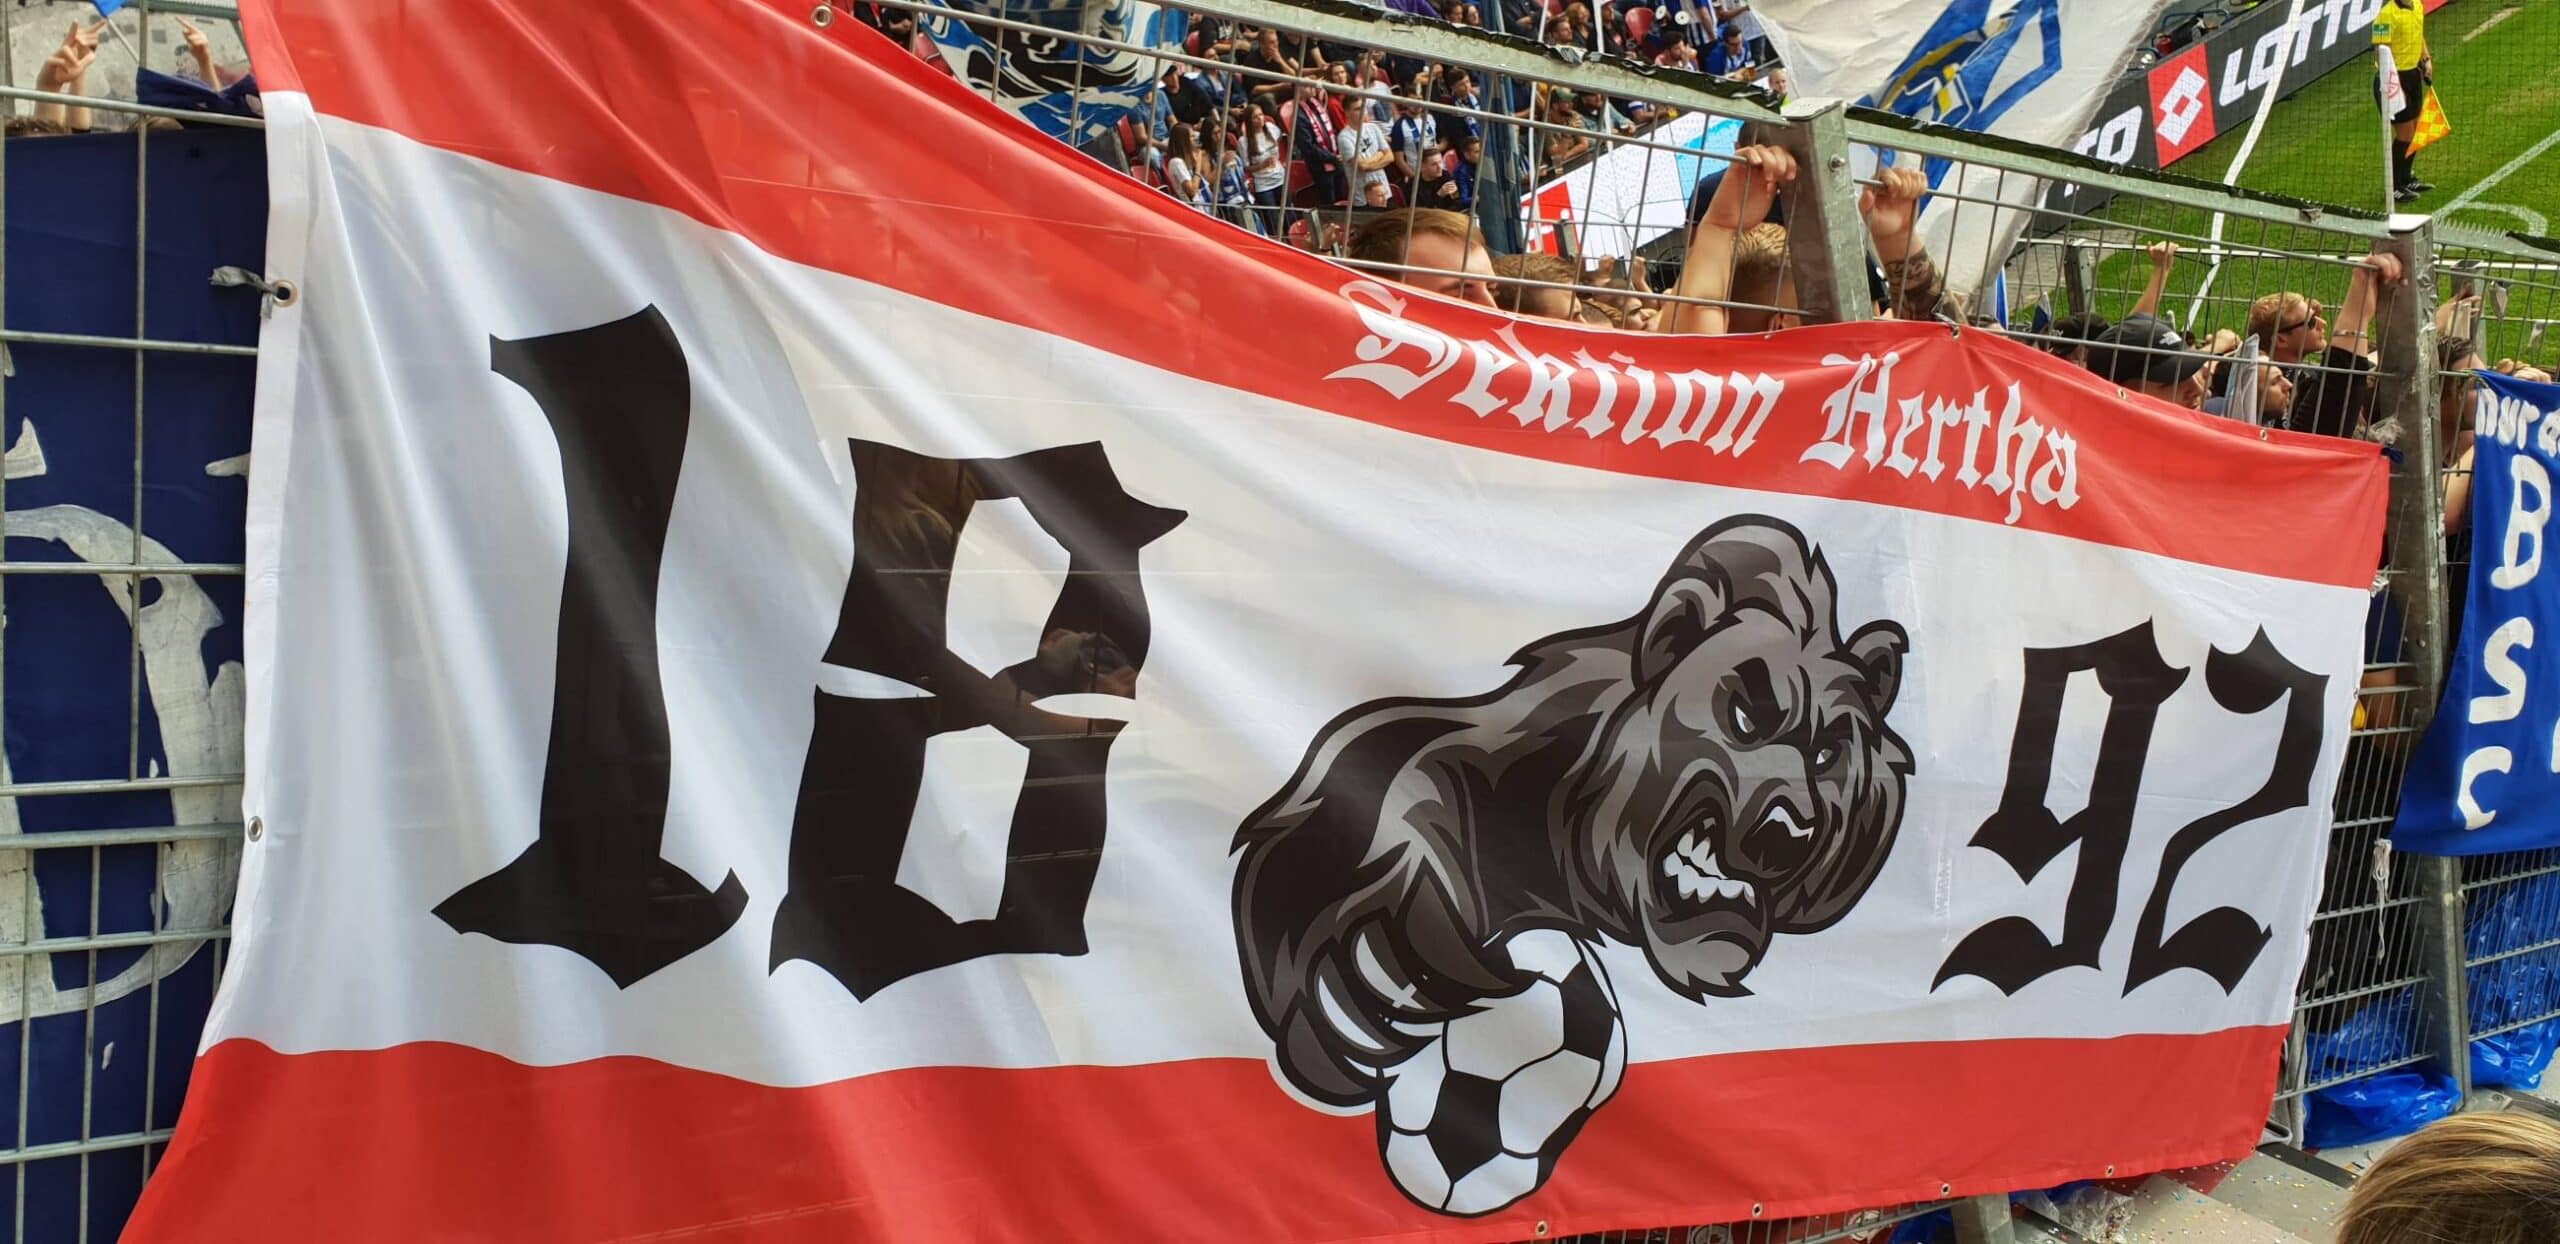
[
  {"left": 1163, "top": 124, "right": 1208, "bottom": 212},
  {"left": 1339, "top": 112, "right": 1396, "bottom": 208},
  {"left": 1244, "top": 101, "right": 1290, "bottom": 237}
]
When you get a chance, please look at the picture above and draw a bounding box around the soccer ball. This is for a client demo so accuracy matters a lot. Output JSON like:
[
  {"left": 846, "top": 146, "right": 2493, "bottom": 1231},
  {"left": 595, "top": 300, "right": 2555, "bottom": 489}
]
[{"left": 1375, "top": 928, "right": 1626, "bottom": 1215}]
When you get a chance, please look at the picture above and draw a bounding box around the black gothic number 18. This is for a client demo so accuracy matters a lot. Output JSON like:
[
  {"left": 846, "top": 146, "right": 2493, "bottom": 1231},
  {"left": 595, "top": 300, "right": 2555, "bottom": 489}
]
[
  {"left": 435, "top": 307, "right": 1186, "bottom": 995},
  {"left": 433, "top": 308, "right": 750, "bottom": 987},
  {"left": 769, "top": 441, "right": 1184, "bottom": 999},
  {"left": 1934, "top": 623, "right": 2324, "bottom": 996}
]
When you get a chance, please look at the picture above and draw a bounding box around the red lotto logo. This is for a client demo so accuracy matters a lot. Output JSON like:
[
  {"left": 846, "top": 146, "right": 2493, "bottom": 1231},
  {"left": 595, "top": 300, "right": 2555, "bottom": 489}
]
[{"left": 2147, "top": 44, "right": 2217, "bottom": 165}]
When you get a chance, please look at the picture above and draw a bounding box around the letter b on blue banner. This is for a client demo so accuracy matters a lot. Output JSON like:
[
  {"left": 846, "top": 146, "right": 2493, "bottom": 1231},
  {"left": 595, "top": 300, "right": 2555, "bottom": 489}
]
[{"left": 2401, "top": 371, "right": 2560, "bottom": 854}]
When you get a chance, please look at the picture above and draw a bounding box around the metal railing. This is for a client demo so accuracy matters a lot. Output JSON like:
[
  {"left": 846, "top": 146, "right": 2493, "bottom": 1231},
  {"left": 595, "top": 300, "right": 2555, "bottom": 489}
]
[
  {"left": 3, "top": 0, "right": 2555, "bottom": 1237},
  {"left": 0, "top": 1, "right": 257, "bottom": 1240}
]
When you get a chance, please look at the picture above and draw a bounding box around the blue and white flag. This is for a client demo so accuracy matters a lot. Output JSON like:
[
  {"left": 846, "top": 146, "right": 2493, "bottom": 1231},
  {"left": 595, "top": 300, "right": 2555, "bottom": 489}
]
[
  {"left": 2400, "top": 371, "right": 2560, "bottom": 855},
  {"left": 916, "top": 0, "right": 1187, "bottom": 147},
  {"left": 1753, "top": 0, "right": 2172, "bottom": 300}
]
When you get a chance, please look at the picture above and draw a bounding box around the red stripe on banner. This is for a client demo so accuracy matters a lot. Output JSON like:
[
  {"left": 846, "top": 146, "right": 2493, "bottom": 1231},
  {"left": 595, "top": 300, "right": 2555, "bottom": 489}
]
[
  {"left": 128, "top": 1027, "right": 2284, "bottom": 1242},
  {"left": 235, "top": 0, "right": 2387, "bottom": 590}
]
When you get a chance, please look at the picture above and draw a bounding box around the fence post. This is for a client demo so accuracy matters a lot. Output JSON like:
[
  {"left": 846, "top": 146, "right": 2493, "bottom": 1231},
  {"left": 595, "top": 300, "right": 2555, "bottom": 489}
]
[
  {"left": 2375, "top": 213, "right": 2472, "bottom": 1104},
  {"left": 1773, "top": 97, "right": 1872, "bottom": 327},
  {"left": 1950, "top": 1194, "right": 2015, "bottom": 1244},
  {"left": 2062, "top": 240, "right": 2094, "bottom": 317}
]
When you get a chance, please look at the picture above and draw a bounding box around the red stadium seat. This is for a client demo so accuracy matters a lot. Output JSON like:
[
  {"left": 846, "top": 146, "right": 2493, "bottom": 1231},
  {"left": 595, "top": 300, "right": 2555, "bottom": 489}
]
[{"left": 1624, "top": 6, "right": 1655, "bottom": 48}]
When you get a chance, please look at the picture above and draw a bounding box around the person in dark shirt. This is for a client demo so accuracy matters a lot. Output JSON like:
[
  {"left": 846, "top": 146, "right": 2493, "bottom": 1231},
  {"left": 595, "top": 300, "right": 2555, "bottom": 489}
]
[
  {"left": 1238, "top": 26, "right": 1303, "bottom": 103},
  {"left": 1162, "top": 63, "right": 1223, "bottom": 128},
  {"left": 2244, "top": 252, "right": 2402, "bottom": 437},
  {"left": 1450, "top": 133, "right": 1481, "bottom": 207},
  {"left": 1412, "top": 146, "right": 1467, "bottom": 210},
  {"left": 1289, "top": 77, "right": 1351, "bottom": 207}
]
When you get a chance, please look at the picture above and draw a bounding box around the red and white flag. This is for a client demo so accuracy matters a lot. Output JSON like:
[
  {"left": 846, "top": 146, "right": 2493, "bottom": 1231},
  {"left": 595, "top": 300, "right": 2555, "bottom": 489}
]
[{"left": 130, "top": 2, "right": 2389, "bottom": 1240}]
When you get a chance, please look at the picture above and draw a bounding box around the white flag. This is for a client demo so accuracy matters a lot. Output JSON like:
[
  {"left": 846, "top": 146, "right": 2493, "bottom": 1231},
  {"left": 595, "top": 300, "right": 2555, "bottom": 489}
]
[{"left": 1754, "top": 0, "right": 2176, "bottom": 302}]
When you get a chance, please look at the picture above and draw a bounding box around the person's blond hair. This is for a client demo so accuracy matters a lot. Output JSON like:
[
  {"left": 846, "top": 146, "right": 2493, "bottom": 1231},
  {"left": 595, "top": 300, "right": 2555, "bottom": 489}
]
[
  {"left": 1733, "top": 223, "right": 1791, "bottom": 310},
  {"left": 2337, "top": 1112, "right": 2560, "bottom": 1244},
  {"left": 1348, "top": 208, "right": 1485, "bottom": 270},
  {"left": 2248, "top": 291, "right": 2314, "bottom": 352},
  {"left": 1490, "top": 252, "right": 1578, "bottom": 316}
]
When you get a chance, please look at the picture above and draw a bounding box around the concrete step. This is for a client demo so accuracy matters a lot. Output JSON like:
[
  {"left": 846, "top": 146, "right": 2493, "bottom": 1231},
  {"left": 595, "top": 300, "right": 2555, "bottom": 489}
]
[
  {"left": 2063, "top": 1090, "right": 2560, "bottom": 1244},
  {"left": 2118, "top": 1173, "right": 2322, "bottom": 1244},
  {"left": 2023, "top": 1148, "right": 2344, "bottom": 1244}
]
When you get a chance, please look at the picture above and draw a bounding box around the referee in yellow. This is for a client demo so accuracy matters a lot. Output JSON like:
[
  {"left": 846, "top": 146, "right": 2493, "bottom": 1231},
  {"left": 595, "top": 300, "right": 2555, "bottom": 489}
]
[{"left": 2376, "top": 0, "right": 2431, "bottom": 202}]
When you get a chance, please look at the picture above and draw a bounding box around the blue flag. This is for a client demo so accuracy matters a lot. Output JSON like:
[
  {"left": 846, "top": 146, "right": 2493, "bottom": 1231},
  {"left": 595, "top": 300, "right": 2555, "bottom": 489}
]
[
  {"left": 911, "top": 0, "right": 1184, "bottom": 147},
  {"left": 2399, "top": 371, "right": 2560, "bottom": 854},
  {"left": 91, "top": 0, "right": 126, "bottom": 14}
]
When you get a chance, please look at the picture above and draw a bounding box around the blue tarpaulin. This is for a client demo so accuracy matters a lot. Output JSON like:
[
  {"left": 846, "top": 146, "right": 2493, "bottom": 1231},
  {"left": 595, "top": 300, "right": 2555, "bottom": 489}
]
[
  {"left": 2467, "top": 871, "right": 2560, "bottom": 1091},
  {"left": 0, "top": 125, "right": 262, "bottom": 1241}
]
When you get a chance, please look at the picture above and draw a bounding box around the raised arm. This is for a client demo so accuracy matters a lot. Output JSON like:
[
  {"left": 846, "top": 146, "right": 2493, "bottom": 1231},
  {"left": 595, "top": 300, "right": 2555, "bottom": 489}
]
[
  {"left": 179, "top": 17, "right": 220, "bottom": 87},
  {"left": 1664, "top": 145, "right": 1794, "bottom": 336},
  {"left": 33, "top": 22, "right": 102, "bottom": 133},
  {"left": 1860, "top": 166, "right": 1943, "bottom": 320},
  {"left": 2133, "top": 241, "right": 2178, "bottom": 318},
  {"left": 2328, "top": 251, "right": 2406, "bottom": 358}
]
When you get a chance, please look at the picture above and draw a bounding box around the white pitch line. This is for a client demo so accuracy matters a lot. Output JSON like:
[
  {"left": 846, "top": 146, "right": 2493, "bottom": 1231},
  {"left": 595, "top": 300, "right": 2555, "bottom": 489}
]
[
  {"left": 2444, "top": 125, "right": 2560, "bottom": 216},
  {"left": 2463, "top": 6, "right": 2521, "bottom": 41},
  {"left": 2457, "top": 202, "right": 2553, "bottom": 235}
]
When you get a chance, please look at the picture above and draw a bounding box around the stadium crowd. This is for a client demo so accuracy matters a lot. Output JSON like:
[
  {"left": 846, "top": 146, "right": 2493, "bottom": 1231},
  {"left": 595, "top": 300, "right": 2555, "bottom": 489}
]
[
  {"left": 19, "top": 0, "right": 2553, "bottom": 441},
  {"left": 829, "top": 0, "right": 2554, "bottom": 447}
]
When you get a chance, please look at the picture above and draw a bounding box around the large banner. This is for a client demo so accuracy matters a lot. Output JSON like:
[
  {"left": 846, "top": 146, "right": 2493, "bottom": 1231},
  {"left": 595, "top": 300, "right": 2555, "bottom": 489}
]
[
  {"left": 2399, "top": 371, "right": 2560, "bottom": 856},
  {"left": 129, "top": 2, "right": 2389, "bottom": 1240},
  {"left": 1753, "top": 0, "right": 2174, "bottom": 299}
]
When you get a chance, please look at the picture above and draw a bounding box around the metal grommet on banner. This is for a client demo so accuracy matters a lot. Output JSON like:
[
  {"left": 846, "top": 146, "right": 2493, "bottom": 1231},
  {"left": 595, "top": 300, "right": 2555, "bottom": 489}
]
[
  {"left": 1939, "top": 1182, "right": 1953, "bottom": 1196},
  {"left": 247, "top": 816, "right": 264, "bottom": 842},
  {"left": 210, "top": 266, "right": 297, "bottom": 317},
  {"left": 2105, "top": 1164, "right": 2116, "bottom": 1177},
  {"left": 811, "top": 3, "right": 834, "bottom": 26},
  {"left": 1750, "top": 1204, "right": 1765, "bottom": 1218},
  {"left": 1532, "top": 1221, "right": 1550, "bottom": 1238}
]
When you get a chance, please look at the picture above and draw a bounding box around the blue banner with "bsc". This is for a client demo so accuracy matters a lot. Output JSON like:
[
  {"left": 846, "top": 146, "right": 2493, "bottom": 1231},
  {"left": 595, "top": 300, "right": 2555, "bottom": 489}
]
[{"left": 2401, "top": 371, "right": 2560, "bottom": 855}]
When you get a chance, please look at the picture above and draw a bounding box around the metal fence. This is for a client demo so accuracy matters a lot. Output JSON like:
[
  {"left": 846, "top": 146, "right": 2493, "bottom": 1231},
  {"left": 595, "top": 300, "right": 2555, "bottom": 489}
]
[
  {"left": 0, "top": 1, "right": 258, "bottom": 1240},
  {"left": 5, "top": 0, "right": 2560, "bottom": 1238},
  {"left": 1550, "top": 1198, "right": 1951, "bottom": 1244}
]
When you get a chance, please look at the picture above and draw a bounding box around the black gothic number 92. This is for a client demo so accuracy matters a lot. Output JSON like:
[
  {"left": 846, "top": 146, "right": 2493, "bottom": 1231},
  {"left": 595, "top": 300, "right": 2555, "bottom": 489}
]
[
  {"left": 1933, "top": 623, "right": 2326, "bottom": 997},
  {"left": 434, "top": 308, "right": 1184, "bottom": 993}
]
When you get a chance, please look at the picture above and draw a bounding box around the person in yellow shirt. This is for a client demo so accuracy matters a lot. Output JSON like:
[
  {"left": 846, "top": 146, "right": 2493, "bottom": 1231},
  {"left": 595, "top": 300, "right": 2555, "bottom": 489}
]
[{"left": 2375, "top": 0, "right": 2432, "bottom": 201}]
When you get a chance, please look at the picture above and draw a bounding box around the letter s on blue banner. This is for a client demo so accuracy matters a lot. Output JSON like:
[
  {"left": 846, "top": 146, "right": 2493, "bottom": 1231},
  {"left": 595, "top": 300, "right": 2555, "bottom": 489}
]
[{"left": 2400, "top": 371, "right": 2560, "bottom": 854}]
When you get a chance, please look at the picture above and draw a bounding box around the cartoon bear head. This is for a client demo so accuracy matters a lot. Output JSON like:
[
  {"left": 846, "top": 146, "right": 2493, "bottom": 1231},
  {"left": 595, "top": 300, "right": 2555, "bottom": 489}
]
[{"left": 1562, "top": 516, "right": 1912, "bottom": 1001}]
